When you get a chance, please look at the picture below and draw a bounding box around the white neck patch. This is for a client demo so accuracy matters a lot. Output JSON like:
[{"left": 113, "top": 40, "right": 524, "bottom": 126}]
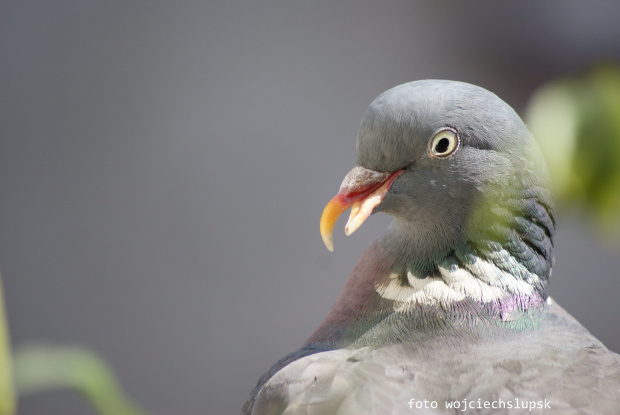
[{"left": 374, "top": 255, "right": 539, "bottom": 311}]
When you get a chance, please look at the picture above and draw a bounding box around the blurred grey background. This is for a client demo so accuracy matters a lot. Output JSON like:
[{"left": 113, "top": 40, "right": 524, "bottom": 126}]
[{"left": 1, "top": 1, "right": 620, "bottom": 414}]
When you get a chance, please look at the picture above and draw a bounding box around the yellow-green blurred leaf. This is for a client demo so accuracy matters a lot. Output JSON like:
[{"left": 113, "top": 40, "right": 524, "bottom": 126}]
[
  {"left": 13, "top": 344, "right": 151, "bottom": 415},
  {"left": 0, "top": 277, "right": 16, "bottom": 415},
  {"left": 526, "top": 63, "right": 620, "bottom": 236}
]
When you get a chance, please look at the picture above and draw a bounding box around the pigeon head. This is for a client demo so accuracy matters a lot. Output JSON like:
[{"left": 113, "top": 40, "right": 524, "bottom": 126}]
[{"left": 321, "top": 80, "right": 555, "bottom": 302}]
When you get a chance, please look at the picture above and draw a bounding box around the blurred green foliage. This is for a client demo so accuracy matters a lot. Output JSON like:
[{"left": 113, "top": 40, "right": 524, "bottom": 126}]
[
  {"left": 0, "top": 276, "right": 151, "bottom": 415},
  {"left": 526, "top": 63, "right": 620, "bottom": 236},
  {"left": 0, "top": 279, "right": 15, "bottom": 415},
  {"left": 13, "top": 344, "right": 150, "bottom": 415}
]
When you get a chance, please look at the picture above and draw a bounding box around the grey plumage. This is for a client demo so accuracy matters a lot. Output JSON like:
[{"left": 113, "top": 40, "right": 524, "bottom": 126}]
[
  {"left": 251, "top": 302, "right": 620, "bottom": 415},
  {"left": 243, "top": 80, "right": 620, "bottom": 414}
]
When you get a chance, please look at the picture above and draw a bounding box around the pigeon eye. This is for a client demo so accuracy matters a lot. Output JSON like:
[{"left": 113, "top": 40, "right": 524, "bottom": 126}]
[{"left": 429, "top": 128, "right": 459, "bottom": 158}]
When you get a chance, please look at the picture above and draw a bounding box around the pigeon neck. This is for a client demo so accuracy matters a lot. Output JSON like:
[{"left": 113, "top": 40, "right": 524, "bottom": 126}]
[
  {"left": 307, "top": 193, "right": 554, "bottom": 348},
  {"left": 306, "top": 236, "right": 547, "bottom": 349},
  {"left": 376, "top": 233, "right": 548, "bottom": 320},
  {"left": 381, "top": 210, "right": 552, "bottom": 308}
]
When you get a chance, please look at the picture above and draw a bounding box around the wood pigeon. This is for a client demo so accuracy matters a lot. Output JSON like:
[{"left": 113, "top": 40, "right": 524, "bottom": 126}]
[{"left": 242, "top": 80, "right": 620, "bottom": 414}]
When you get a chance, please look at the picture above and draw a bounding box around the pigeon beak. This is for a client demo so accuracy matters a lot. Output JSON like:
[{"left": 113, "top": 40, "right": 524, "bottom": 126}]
[{"left": 320, "top": 166, "right": 404, "bottom": 251}]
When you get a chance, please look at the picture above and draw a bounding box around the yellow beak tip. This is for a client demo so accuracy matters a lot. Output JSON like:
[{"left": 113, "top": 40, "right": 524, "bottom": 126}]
[
  {"left": 320, "top": 198, "right": 345, "bottom": 252},
  {"left": 323, "top": 238, "right": 334, "bottom": 252}
]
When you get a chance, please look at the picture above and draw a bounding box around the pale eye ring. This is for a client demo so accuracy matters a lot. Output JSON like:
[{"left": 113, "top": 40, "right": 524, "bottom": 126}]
[{"left": 429, "top": 128, "right": 459, "bottom": 158}]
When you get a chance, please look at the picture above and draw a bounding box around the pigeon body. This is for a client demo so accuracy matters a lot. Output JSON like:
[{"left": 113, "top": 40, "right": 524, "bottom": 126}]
[{"left": 243, "top": 80, "right": 620, "bottom": 414}]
